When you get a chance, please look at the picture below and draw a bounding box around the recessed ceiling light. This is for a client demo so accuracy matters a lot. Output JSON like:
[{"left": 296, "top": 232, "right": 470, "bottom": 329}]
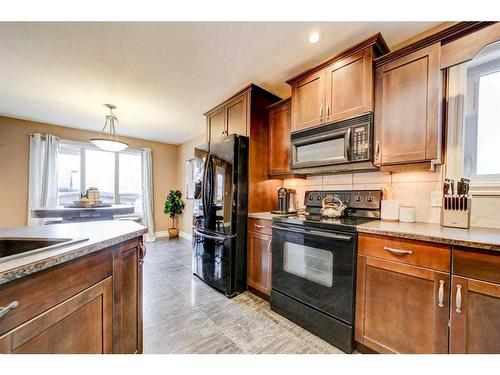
[{"left": 308, "top": 32, "right": 320, "bottom": 44}]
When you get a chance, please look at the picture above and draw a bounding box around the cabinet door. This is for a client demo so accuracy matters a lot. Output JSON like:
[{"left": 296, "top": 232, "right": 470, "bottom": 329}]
[
  {"left": 291, "top": 70, "right": 326, "bottom": 132},
  {"left": 268, "top": 100, "right": 292, "bottom": 176},
  {"left": 0, "top": 277, "right": 112, "bottom": 354},
  {"left": 355, "top": 255, "right": 449, "bottom": 353},
  {"left": 207, "top": 107, "right": 226, "bottom": 141},
  {"left": 374, "top": 43, "right": 441, "bottom": 165},
  {"left": 450, "top": 276, "right": 500, "bottom": 353},
  {"left": 247, "top": 231, "right": 272, "bottom": 296},
  {"left": 226, "top": 93, "right": 248, "bottom": 136},
  {"left": 113, "top": 240, "right": 142, "bottom": 354},
  {"left": 325, "top": 49, "right": 372, "bottom": 122}
]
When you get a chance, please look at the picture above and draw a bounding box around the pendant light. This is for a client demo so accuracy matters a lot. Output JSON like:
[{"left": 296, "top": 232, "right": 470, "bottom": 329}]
[{"left": 90, "top": 104, "right": 128, "bottom": 152}]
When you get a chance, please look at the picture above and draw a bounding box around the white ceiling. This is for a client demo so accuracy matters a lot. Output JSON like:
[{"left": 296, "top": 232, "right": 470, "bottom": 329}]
[{"left": 0, "top": 22, "right": 439, "bottom": 144}]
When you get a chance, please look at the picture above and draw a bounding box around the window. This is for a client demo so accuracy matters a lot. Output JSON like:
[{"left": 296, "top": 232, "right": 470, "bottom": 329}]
[
  {"left": 57, "top": 141, "right": 143, "bottom": 210},
  {"left": 447, "top": 41, "right": 500, "bottom": 195}
]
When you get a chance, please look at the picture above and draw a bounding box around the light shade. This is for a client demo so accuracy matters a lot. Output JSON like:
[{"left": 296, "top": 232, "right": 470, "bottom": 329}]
[{"left": 90, "top": 138, "right": 129, "bottom": 152}]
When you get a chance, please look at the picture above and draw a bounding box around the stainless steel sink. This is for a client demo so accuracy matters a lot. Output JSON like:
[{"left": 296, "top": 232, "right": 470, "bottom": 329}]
[{"left": 0, "top": 237, "right": 88, "bottom": 262}]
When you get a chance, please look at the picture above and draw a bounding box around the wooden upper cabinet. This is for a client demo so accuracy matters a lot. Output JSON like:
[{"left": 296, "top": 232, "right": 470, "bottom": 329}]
[
  {"left": 356, "top": 255, "right": 449, "bottom": 354},
  {"left": 291, "top": 70, "right": 325, "bottom": 132},
  {"left": 325, "top": 49, "right": 373, "bottom": 122},
  {"left": 288, "top": 34, "right": 389, "bottom": 133},
  {"left": 374, "top": 42, "right": 441, "bottom": 166},
  {"left": 268, "top": 99, "right": 292, "bottom": 176},
  {"left": 226, "top": 93, "right": 249, "bottom": 136},
  {"left": 207, "top": 107, "right": 225, "bottom": 141}
]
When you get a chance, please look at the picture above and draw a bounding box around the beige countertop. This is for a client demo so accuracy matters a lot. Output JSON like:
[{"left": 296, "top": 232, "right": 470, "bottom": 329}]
[
  {"left": 357, "top": 220, "right": 500, "bottom": 251},
  {"left": 0, "top": 220, "right": 147, "bottom": 285}
]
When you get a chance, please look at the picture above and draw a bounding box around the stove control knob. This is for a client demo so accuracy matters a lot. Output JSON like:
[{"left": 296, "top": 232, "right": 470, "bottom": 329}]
[
  {"left": 316, "top": 195, "right": 322, "bottom": 201},
  {"left": 355, "top": 194, "right": 362, "bottom": 203},
  {"left": 308, "top": 195, "right": 313, "bottom": 201},
  {"left": 367, "top": 194, "right": 373, "bottom": 203}
]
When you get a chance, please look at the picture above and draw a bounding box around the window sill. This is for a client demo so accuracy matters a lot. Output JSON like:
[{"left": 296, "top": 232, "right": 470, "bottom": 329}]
[{"left": 470, "top": 182, "right": 500, "bottom": 196}]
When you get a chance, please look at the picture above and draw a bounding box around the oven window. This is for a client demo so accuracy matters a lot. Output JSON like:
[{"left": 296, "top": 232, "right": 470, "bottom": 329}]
[
  {"left": 296, "top": 137, "right": 345, "bottom": 163},
  {"left": 283, "top": 242, "right": 333, "bottom": 287}
]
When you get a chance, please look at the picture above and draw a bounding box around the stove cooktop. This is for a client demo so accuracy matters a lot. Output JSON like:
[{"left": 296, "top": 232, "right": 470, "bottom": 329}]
[{"left": 272, "top": 214, "right": 378, "bottom": 233}]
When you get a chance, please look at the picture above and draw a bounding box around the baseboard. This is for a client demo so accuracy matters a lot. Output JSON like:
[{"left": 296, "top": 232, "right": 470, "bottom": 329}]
[
  {"left": 155, "top": 230, "right": 169, "bottom": 238},
  {"left": 179, "top": 231, "right": 192, "bottom": 241}
]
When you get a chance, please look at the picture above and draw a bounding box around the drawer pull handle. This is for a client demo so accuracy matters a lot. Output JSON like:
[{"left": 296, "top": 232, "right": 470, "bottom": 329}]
[
  {"left": 438, "top": 280, "right": 444, "bottom": 308},
  {"left": 0, "top": 301, "right": 19, "bottom": 319},
  {"left": 384, "top": 246, "right": 413, "bottom": 255},
  {"left": 254, "top": 224, "right": 264, "bottom": 229},
  {"left": 267, "top": 240, "right": 272, "bottom": 254},
  {"left": 455, "top": 284, "right": 462, "bottom": 314}
]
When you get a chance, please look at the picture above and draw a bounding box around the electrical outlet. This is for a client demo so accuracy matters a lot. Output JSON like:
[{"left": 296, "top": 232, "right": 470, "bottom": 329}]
[{"left": 431, "top": 191, "right": 443, "bottom": 207}]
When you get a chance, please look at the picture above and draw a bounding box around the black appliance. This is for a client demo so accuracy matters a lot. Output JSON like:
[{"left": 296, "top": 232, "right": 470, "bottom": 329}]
[
  {"left": 290, "top": 113, "right": 377, "bottom": 174},
  {"left": 271, "top": 187, "right": 297, "bottom": 214},
  {"left": 192, "top": 134, "right": 249, "bottom": 298},
  {"left": 271, "top": 189, "right": 381, "bottom": 353}
]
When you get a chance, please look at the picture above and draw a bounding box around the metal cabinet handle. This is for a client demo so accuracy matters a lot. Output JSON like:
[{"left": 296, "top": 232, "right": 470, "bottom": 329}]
[
  {"left": 139, "top": 243, "right": 147, "bottom": 265},
  {"left": 0, "top": 301, "right": 19, "bottom": 319},
  {"left": 438, "top": 280, "right": 445, "bottom": 308},
  {"left": 320, "top": 104, "right": 324, "bottom": 122},
  {"left": 375, "top": 140, "right": 380, "bottom": 160},
  {"left": 254, "top": 224, "right": 264, "bottom": 229},
  {"left": 326, "top": 103, "right": 330, "bottom": 119},
  {"left": 267, "top": 240, "right": 272, "bottom": 254},
  {"left": 455, "top": 284, "right": 462, "bottom": 314},
  {"left": 384, "top": 246, "right": 413, "bottom": 255}
]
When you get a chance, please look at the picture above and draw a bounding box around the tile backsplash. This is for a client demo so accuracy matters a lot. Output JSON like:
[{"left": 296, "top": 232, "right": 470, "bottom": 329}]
[{"left": 283, "top": 165, "right": 500, "bottom": 229}]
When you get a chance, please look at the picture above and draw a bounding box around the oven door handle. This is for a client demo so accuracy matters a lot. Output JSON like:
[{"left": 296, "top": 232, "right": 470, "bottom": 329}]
[{"left": 271, "top": 225, "right": 352, "bottom": 241}]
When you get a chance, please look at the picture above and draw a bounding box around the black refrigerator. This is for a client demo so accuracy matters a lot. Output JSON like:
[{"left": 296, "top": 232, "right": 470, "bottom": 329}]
[{"left": 192, "top": 134, "right": 249, "bottom": 298}]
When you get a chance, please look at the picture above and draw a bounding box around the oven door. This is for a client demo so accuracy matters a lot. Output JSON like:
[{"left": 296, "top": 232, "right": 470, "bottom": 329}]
[
  {"left": 271, "top": 224, "right": 356, "bottom": 324},
  {"left": 291, "top": 127, "right": 351, "bottom": 169}
]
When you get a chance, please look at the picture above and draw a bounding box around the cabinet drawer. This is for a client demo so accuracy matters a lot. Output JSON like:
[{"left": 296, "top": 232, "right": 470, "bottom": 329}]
[
  {"left": 248, "top": 218, "right": 272, "bottom": 235},
  {"left": 358, "top": 233, "right": 451, "bottom": 272},
  {"left": 0, "top": 249, "right": 112, "bottom": 336},
  {"left": 453, "top": 247, "right": 500, "bottom": 284}
]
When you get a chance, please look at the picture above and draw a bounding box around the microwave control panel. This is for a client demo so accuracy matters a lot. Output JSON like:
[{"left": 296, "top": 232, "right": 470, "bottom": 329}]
[{"left": 351, "top": 125, "right": 369, "bottom": 161}]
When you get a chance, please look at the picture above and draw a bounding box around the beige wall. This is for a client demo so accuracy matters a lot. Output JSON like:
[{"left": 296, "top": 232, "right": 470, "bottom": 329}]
[
  {"left": 176, "top": 133, "right": 206, "bottom": 235},
  {"left": 284, "top": 165, "right": 500, "bottom": 229},
  {"left": 0, "top": 116, "right": 178, "bottom": 231}
]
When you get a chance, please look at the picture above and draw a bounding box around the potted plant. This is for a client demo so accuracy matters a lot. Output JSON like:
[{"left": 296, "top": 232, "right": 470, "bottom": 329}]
[{"left": 164, "top": 190, "right": 185, "bottom": 238}]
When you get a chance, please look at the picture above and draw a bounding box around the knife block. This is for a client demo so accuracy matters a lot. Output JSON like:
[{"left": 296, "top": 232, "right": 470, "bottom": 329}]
[{"left": 441, "top": 197, "right": 472, "bottom": 229}]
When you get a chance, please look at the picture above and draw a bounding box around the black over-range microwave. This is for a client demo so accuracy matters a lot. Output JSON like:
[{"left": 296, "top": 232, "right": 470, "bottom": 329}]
[{"left": 290, "top": 112, "right": 377, "bottom": 174}]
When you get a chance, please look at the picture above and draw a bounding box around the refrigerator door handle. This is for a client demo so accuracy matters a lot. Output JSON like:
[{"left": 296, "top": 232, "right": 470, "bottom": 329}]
[{"left": 201, "top": 153, "right": 210, "bottom": 218}]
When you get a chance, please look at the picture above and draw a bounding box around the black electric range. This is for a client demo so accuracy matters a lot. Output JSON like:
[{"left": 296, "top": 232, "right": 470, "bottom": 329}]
[{"left": 270, "top": 190, "right": 381, "bottom": 353}]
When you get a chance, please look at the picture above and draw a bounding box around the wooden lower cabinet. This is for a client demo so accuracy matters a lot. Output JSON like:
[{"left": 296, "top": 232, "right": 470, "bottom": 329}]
[
  {"left": 355, "top": 255, "right": 449, "bottom": 353},
  {"left": 0, "top": 236, "right": 144, "bottom": 354},
  {"left": 247, "top": 230, "right": 272, "bottom": 296},
  {"left": 0, "top": 278, "right": 113, "bottom": 354}
]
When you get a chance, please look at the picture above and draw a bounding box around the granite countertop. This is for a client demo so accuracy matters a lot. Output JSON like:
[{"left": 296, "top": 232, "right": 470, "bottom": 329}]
[
  {"left": 357, "top": 220, "right": 500, "bottom": 252},
  {"left": 0, "top": 221, "right": 147, "bottom": 285},
  {"left": 248, "top": 212, "right": 293, "bottom": 220}
]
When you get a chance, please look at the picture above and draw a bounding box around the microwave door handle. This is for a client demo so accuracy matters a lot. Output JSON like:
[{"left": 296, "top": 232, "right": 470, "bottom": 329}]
[
  {"left": 345, "top": 127, "right": 351, "bottom": 161},
  {"left": 271, "top": 225, "right": 352, "bottom": 241}
]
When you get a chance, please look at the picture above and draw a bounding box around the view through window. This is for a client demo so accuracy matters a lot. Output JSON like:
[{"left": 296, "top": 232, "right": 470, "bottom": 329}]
[{"left": 57, "top": 142, "right": 143, "bottom": 212}]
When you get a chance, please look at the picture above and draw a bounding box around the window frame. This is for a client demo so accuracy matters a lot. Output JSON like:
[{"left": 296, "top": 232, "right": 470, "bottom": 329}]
[
  {"left": 446, "top": 49, "right": 500, "bottom": 196},
  {"left": 57, "top": 139, "right": 143, "bottom": 205}
]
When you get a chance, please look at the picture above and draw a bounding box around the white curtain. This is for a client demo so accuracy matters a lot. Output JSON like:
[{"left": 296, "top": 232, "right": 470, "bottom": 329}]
[
  {"left": 28, "top": 133, "right": 59, "bottom": 226},
  {"left": 141, "top": 148, "right": 156, "bottom": 242}
]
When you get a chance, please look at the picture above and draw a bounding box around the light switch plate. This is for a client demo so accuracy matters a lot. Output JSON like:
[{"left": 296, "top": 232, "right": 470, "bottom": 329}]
[{"left": 431, "top": 191, "right": 443, "bottom": 207}]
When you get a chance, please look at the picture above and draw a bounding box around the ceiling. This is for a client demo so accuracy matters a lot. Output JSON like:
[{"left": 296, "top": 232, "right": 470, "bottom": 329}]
[{"left": 0, "top": 22, "right": 439, "bottom": 144}]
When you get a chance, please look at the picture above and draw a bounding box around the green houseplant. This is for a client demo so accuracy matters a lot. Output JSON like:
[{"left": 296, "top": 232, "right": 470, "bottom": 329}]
[{"left": 164, "top": 190, "right": 185, "bottom": 238}]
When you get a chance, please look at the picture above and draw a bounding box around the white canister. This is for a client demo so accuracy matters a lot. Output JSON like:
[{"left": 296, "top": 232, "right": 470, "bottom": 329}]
[
  {"left": 399, "top": 205, "right": 416, "bottom": 223},
  {"left": 381, "top": 200, "right": 400, "bottom": 221}
]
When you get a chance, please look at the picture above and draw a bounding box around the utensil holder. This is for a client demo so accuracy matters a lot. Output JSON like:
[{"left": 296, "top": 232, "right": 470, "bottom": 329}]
[{"left": 441, "top": 196, "right": 471, "bottom": 229}]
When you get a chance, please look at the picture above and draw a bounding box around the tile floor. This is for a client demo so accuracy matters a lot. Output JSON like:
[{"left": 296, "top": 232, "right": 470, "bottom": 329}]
[{"left": 143, "top": 237, "right": 344, "bottom": 354}]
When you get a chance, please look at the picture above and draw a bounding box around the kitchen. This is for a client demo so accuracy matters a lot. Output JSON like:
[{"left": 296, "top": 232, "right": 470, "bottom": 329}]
[{"left": 0, "top": 5, "right": 499, "bottom": 372}]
